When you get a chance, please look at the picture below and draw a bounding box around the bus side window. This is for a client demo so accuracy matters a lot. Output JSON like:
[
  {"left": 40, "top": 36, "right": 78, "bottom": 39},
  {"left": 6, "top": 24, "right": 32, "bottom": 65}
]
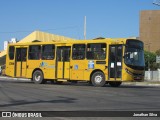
[
  {"left": 72, "top": 44, "right": 85, "bottom": 60},
  {"left": 28, "top": 45, "right": 41, "bottom": 60},
  {"left": 42, "top": 45, "right": 55, "bottom": 60},
  {"left": 9, "top": 46, "right": 15, "bottom": 60},
  {"left": 87, "top": 43, "right": 106, "bottom": 60}
]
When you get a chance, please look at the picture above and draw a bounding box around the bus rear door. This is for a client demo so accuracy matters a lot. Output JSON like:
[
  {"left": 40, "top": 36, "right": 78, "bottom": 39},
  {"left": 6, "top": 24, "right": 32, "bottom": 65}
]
[
  {"left": 109, "top": 45, "right": 123, "bottom": 80},
  {"left": 56, "top": 46, "right": 71, "bottom": 79},
  {"left": 15, "top": 47, "right": 27, "bottom": 77}
]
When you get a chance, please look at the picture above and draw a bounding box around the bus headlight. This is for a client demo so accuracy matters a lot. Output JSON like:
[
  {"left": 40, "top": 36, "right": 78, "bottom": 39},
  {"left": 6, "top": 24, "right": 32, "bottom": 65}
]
[{"left": 125, "top": 68, "right": 133, "bottom": 75}]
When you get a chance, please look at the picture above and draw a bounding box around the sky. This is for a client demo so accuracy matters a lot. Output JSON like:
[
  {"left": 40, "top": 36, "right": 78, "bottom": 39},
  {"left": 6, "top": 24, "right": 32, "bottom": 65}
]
[{"left": 0, "top": 0, "right": 160, "bottom": 50}]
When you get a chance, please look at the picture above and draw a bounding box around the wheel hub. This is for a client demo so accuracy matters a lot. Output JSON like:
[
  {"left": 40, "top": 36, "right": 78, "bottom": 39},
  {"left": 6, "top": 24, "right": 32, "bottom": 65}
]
[
  {"left": 35, "top": 74, "right": 41, "bottom": 81},
  {"left": 95, "top": 75, "right": 102, "bottom": 83}
]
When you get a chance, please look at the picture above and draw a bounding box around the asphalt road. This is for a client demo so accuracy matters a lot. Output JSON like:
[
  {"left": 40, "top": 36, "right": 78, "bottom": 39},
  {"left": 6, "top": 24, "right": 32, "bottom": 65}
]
[{"left": 0, "top": 78, "right": 160, "bottom": 119}]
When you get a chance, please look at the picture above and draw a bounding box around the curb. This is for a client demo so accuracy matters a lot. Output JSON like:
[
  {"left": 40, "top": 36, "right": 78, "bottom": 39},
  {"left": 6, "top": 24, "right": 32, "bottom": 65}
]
[
  {"left": 0, "top": 76, "right": 30, "bottom": 81},
  {"left": 122, "top": 82, "right": 160, "bottom": 87}
]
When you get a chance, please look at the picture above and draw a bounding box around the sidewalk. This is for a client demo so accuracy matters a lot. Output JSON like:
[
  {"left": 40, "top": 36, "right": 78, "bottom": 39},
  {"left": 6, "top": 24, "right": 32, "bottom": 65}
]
[
  {"left": 0, "top": 76, "right": 30, "bottom": 81},
  {"left": 0, "top": 76, "right": 160, "bottom": 87},
  {"left": 122, "top": 81, "right": 160, "bottom": 87}
]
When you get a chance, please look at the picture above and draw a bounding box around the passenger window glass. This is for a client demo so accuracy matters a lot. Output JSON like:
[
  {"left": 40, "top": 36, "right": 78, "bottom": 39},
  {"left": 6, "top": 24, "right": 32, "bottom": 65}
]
[
  {"left": 9, "top": 46, "right": 15, "bottom": 60},
  {"left": 57, "top": 47, "right": 70, "bottom": 62},
  {"left": 16, "top": 49, "right": 21, "bottom": 61},
  {"left": 28, "top": 45, "right": 41, "bottom": 60},
  {"left": 87, "top": 43, "right": 106, "bottom": 60},
  {"left": 42, "top": 45, "right": 55, "bottom": 60},
  {"left": 21, "top": 48, "right": 27, "bottom": 61},
  {"left": 72, "top": 44, "right": 85, "bottom": 60}
]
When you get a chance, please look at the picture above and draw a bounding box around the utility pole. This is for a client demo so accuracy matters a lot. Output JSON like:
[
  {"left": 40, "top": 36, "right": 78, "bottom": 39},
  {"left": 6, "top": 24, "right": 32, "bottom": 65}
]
[{"left": 84, "top": 16, "right": 86, "bottom": 40}]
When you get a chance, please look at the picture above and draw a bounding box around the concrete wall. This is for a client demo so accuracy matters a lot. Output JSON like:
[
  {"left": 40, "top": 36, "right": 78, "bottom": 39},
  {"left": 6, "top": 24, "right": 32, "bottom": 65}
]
[{"left": 145, "top": 71, "right": 160, "bottom": 81}]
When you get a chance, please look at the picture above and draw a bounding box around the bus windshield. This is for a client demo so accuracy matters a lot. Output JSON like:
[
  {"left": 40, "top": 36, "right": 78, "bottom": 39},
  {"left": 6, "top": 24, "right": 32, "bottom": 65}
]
[{"left": 124, "top": 40, "right": 145, "bottom": 69}]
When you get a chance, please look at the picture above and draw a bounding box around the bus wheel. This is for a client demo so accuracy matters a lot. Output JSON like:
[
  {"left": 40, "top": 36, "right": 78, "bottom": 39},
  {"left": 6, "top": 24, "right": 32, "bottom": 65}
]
[
  {"left": 109, "top": 82, "right": 122, "bottom": 87},
  {"left": 91, "top": 71, "right": 106, "bottom": 87},
  {"left": 33, "top": 70, "right": 45, "bottom": 84}
]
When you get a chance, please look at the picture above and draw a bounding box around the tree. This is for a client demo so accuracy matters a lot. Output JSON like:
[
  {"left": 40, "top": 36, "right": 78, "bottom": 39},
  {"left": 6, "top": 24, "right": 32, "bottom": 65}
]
[
  {"left": 144, "top": 49, "right": 160, "bottom": 70},
  {"left": 155, "top": 49, "right": 160, "bottom": 56},
  {"left": 144, "top": 50, "right": 156, "bottom": 70}
]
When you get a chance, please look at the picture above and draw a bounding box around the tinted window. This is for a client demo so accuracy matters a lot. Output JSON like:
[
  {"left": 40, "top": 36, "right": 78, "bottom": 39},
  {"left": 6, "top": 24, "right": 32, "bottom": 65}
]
[
  {"left": 9, "top": 46, "right": 15, "bottom": 60},
  {"left": 64, "top": 47, "right": 70, "bottom": 62},
  {"left": 16, "top": 48, "right": 21, "bottom": 61},
  {"left": 87, "top": 43, "right": 106, "bottom": 60},
  {"left": 57, "top": 47, "right": 71, "bottom": 62},
  {"left": 42, "top": 45, "right": 55, "bottom": 60},
  {"left": 21, "top": 48, "right": 27, "bottom": 61},
  {"left": 72, "top": 44, "right": 85, "bottom": 60},
  {"left": 126, "top": 39, "right": 143, "bottom": 49},
  {"left": 28, "top": 45, "right": 41, "bottom": 60}
]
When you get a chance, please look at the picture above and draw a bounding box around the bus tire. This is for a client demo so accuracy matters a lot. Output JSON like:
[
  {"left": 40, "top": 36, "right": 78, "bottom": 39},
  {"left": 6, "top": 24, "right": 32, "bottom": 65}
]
[
  {"left": 91, "top": 71, "right": 106, "bottom": 87},
  {"left": 109, "top": 81, "right": 122, "bottom": 87},
  {"left": 33, "top": 70, "right": 45, "bottom": 84}
]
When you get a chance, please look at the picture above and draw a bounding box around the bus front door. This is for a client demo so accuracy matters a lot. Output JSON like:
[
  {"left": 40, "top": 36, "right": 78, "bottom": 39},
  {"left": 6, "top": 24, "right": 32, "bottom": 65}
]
[
  {"left": 56, "top": 46, "right": 71, "bottom": 79},
  {"left": 15, "top": 48, "right": 27, "bottom": 77},
  {"left": 109, "top": 45, "right": 123, "bottom": 80}
]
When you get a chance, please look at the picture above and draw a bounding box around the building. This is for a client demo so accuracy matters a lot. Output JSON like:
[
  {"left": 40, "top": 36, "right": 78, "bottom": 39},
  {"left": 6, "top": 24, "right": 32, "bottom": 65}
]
[
  {"left": 140, "top": 10, "right": 160, "bottom": 52},
  {"left": 4, "top": 41, "right": 8, "bottom": 51}
]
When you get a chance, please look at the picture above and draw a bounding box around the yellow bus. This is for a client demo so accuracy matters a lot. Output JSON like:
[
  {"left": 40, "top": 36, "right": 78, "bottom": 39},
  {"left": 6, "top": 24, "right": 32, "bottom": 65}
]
[{"left": 5, "top": 38, "right": 145, "bottom": 87}]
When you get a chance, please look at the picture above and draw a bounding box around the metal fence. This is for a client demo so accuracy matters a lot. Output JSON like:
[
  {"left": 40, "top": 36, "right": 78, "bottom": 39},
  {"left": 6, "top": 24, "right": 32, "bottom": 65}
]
[{"left": 145, "top": 71, "right": 160, "bottom": 81}]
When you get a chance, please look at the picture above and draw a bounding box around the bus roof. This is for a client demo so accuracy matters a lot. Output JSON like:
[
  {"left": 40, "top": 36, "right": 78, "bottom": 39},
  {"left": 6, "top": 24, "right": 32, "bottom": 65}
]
[{"left": 8, "top": 38, "right": 133, "bottom": 47}]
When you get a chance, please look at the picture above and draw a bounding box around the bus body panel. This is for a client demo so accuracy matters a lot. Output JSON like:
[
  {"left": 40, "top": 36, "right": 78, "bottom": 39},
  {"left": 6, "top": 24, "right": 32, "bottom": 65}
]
[
  {"left": 57, "top": 61, "right": 63, "bottom": 78},
  {"left": 26, "top": 60, "right": 41, "bottom": 78},
  {"left": 64, "top": 62, "right": 70, "bottom": 79},
  {"left": 70, "top": 60, "right": 86, "bottom": 80},
  {"left": 16, "top": 62, "right": 21, "bottom": 77},
  {"left": 39, "top": 60, "right": 56, "bottom": 79},
  {"left": 22, "top": 61, "right": 27, "bottom": 77},
  {"left": 122, "top": 64, "right": 144, "bottom": 82},
  {"left": 5, "top": 59, "right": 15, "bottom": 77},
  {"left": 70, "top": 60, "right": 108, "bottom": 81},
  {"left": 26, "top": 60, "right": 56, "bottom": 79}
]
